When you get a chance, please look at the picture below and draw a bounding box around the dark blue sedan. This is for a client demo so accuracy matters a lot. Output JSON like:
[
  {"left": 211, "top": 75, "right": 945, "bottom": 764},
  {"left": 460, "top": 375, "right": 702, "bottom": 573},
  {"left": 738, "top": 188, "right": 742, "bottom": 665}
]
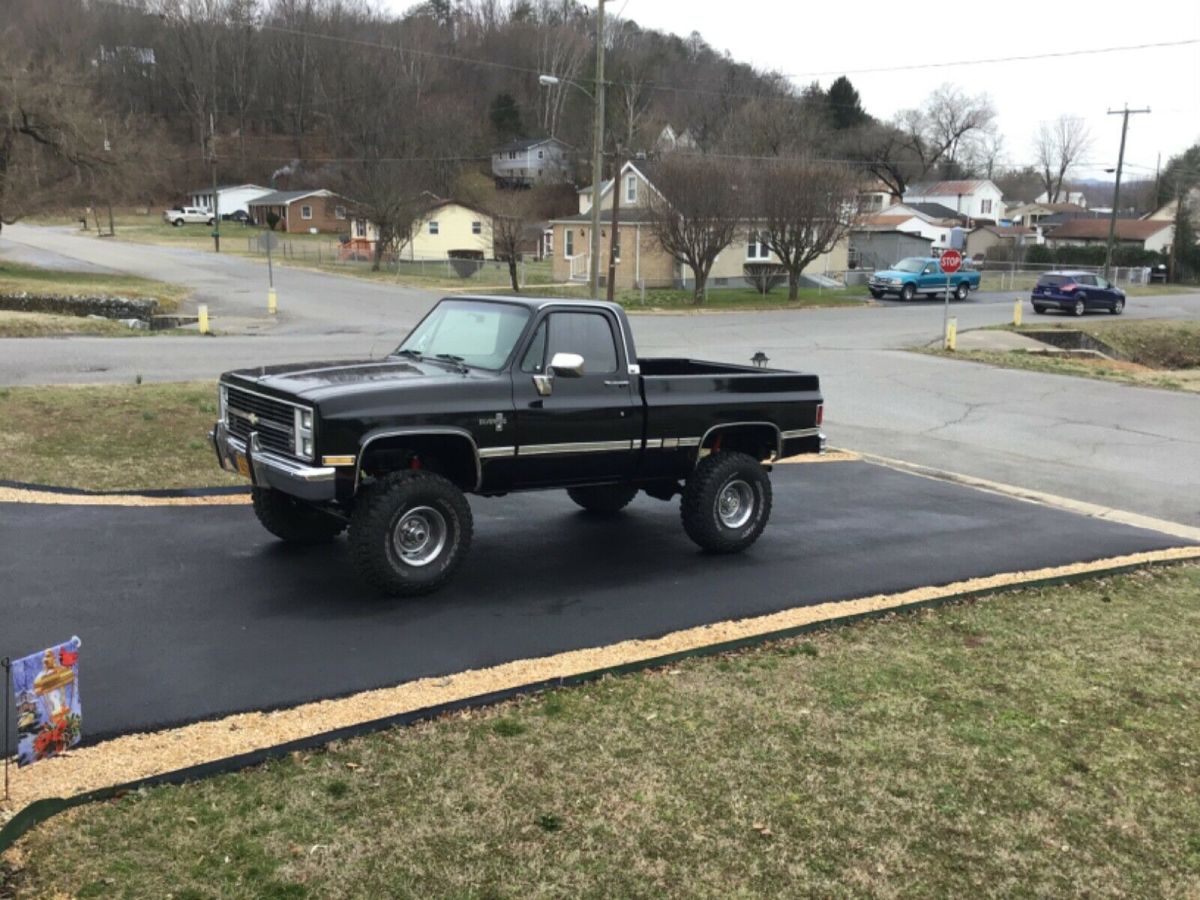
[{"left": 1031, "top": 271, "right": 1125, "bottom": 316}]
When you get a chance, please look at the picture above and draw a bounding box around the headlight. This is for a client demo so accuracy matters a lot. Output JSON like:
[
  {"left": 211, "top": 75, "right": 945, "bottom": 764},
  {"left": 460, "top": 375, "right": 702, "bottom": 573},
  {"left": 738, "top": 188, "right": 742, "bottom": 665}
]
[
  {"left": 218, "top": 384, "right": 228, "bottom": 426},
  {"left": 890, "top": 278, "right": 903, "bottom": 285},
  {"left": 294, "top": 406, "right": 315, "bottom": 460}
]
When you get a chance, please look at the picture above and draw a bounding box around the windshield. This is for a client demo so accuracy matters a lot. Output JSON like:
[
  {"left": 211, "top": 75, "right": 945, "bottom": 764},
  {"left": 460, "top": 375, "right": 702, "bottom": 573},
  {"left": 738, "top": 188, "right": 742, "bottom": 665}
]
[
  {"left": 395, "top": 300, "right": 531, "bottom": 371},
  {"left": 893, "top": 258, "right": 927, "bottom": 273}
]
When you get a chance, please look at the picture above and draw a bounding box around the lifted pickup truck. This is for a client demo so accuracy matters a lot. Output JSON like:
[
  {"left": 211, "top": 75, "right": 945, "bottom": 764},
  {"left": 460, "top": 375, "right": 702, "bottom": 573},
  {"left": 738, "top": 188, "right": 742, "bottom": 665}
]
[
  {"left": 212, "top": 296, "right": 824, "bottom": 595},
  {"left": 868, "top": 256, "right": 981, "bottom": 301}
]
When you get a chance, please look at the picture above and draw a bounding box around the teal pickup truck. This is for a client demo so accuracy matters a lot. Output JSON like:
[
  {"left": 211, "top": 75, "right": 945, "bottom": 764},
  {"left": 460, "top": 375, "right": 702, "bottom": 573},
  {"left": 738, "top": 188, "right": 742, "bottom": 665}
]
[{"left": 867, "top": 257, "right": 981, "bottom": 301}]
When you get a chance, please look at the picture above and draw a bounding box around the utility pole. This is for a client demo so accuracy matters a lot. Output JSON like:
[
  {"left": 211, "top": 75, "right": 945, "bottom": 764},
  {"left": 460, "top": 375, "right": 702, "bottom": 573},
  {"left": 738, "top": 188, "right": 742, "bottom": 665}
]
[
  {"left": 606, "top": 146, "right": 623, "bottom": 303},
  {"left": 209, "top": 113, "right": 221, "bottom": 253},
  {"left": 588, "top": 0, "right": 606, "bottom": 300},
  {"left": 1103, "top": 104, "right": 1150, "bottom": 278}
]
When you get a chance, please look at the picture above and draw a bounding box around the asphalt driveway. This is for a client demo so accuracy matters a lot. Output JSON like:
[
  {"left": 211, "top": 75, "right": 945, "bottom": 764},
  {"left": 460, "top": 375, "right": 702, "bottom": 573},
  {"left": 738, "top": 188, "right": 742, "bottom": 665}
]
[{"left": 2, "top": 461, "right": 1191, "bottom": 747}]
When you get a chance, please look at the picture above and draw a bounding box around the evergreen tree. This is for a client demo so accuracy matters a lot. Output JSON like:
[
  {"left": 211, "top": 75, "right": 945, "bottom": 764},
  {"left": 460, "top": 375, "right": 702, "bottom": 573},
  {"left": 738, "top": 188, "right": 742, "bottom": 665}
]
[
  {"left": 489, "top": 93, "right": 524, "bottom": 142},
  {"left": 826, "top": 76, "right": 868, "bottom": 130}
]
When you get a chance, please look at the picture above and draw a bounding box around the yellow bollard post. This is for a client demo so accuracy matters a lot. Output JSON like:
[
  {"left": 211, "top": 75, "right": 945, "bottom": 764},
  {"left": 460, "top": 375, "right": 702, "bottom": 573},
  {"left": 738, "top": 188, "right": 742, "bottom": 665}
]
[
  {"left": 198, "top": 303, "right": 209, "bottom": 335},
  {"left": 267, "top": 288, "right": 278, "bottom": 315},
  {"left": 946, "top": 316, "right": 958, "bottom": 351},
  {"left": 1013, "top": 297, "right": 1023, "bottom": 327}
]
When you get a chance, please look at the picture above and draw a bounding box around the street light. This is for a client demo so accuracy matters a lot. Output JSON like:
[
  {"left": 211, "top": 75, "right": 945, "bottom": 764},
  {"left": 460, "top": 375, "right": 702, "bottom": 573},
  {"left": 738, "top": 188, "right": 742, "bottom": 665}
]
[{"left": 537, "top": 0, "right": 605, "bottom": 299}]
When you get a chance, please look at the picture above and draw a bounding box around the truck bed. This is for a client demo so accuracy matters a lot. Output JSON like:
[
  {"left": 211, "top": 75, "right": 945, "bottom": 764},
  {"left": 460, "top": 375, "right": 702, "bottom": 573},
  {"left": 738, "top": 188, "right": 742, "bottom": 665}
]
[{"left": 637, "top": 357, "right": 823, "bottom": 460}]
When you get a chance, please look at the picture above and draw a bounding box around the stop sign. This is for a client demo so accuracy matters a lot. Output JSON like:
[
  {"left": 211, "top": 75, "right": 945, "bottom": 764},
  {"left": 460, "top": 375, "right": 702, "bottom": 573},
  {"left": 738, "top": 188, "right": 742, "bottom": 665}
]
[{"left": 940, "top": 249, "right": 963, "bottom": 273}]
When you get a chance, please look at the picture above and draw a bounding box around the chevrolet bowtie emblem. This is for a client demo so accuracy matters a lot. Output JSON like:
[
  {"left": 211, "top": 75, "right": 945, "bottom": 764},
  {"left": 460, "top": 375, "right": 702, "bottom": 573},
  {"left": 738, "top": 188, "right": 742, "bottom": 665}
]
[
  {"left": 247, "top": 412, "right": 259, "bottom": 426},
  {"left": 479, "top": 412, "right": 507, "bottom": 431}
]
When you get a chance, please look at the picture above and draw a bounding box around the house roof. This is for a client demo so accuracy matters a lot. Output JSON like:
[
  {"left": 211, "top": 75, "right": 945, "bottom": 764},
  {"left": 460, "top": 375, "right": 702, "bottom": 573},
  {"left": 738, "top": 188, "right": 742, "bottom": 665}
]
[
  {"left": 850, "top": 228, "right": 933, "bottom": 241},
  {"left": 971, "top": 224, "right": 1033, "bottom": 236},
  {"left": 420, "top": 198, "right": 493, "bottom": 219},
  {"left": 189, "top": 183, "right": 268, "bottom": 195},
  {"left": 905, "top": 180, "right": 996, "bottom": 197},
  {"left": 248, "top": 189, "right": 336, "bottom": 206},
  {"left": 904, "top": 202, "right": 964, "bottom": 220},
  {"left": 1047, "top": 218, "right": 1173, "bottom": 241},
  {"left": 493, "top": 136, "right": 568, "bottom": 154}
]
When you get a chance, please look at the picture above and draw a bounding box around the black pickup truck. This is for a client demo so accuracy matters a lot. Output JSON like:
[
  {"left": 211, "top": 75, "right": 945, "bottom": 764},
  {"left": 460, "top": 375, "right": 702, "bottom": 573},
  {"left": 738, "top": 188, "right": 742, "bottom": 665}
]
[{"left": 212, "top": 296, "right": 824, "bottom": 595}]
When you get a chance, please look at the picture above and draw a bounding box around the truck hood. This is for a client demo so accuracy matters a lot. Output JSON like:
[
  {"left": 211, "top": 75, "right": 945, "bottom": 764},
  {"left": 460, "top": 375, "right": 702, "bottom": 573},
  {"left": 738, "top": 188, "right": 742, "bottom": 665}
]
[
  {"left": 872, "top": 269, "right": 910, "bottom": 280},
  {"left": 224, "top": 357, "right": 468, "bottom": 400}
]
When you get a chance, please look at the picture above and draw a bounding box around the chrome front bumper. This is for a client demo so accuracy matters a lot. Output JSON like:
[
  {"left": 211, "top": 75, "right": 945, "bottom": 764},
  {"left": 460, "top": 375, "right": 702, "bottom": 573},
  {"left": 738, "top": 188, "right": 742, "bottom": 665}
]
[{"left": 211, "top": 422, "right": 336, "bottom": 502}]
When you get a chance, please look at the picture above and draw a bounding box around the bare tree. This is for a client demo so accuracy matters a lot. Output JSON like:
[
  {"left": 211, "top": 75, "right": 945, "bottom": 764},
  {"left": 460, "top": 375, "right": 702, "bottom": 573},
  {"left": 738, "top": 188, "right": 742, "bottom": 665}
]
[
  {"left": 755, "top": 160, "right": 858, "bottom": 300},
  {"left": 646, "top": 156, "right": 746, "bottom": 304},
  {"left": 490, "top": 189, "right": 539, "bottom": 291},
  {"left": 1033, "top": 115, "right": 1093, "bottom": 203}
]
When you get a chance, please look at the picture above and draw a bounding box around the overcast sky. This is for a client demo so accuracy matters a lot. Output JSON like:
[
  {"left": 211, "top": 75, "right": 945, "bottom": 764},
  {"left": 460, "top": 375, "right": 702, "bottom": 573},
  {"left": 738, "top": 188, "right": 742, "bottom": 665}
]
[{"left": 381, "top": 0, "right": 1200, "bottom": 181}]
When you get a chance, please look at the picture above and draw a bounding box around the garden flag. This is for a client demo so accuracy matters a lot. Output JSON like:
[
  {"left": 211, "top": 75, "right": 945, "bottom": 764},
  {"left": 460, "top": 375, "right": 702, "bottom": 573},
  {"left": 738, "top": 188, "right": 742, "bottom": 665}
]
[{"left": 12, "top": 636, "right": 82, "bottom": 767}]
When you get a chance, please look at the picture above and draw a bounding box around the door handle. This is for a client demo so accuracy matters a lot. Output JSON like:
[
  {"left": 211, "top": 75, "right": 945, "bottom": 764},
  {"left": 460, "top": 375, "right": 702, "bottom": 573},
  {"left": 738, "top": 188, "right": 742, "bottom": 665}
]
[{"left": 604, "top": 380, "right": 629, "bottom": 388}]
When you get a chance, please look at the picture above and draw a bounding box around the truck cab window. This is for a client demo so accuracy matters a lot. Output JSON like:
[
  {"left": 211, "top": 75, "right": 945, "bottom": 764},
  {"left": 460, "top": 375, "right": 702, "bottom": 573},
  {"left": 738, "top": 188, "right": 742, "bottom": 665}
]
[
  {"left": 546, "top": 312, "right": 618, "bottom": 374},
  {"left": 520, "top": 321, "right": 548, "bottom": 373}
]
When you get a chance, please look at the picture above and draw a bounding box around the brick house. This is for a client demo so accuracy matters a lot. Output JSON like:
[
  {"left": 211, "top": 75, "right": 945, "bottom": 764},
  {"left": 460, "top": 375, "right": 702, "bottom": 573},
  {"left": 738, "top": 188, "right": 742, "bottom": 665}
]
[{"left": 247, "top": 189, "right": 351, "bottom": 234}]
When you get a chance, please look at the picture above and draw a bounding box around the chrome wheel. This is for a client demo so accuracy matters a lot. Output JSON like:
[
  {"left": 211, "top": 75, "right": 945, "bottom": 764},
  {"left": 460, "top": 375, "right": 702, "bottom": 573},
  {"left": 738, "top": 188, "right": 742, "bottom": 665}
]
[
  {"left": 716, "top": 478, "right": 755, "bottom": 529},
  {"left": 391, "top": 505, "right": 447, "bottom": 567}
]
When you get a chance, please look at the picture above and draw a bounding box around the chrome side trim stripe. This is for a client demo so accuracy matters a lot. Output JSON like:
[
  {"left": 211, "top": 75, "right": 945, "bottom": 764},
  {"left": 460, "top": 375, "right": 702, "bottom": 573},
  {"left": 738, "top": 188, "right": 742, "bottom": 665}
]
[
  {"left": 677, "top": 437, "right": 701, "bottom": 447},
  {"left": 478, "top": 446, "right": 517, "bottom": 459},
  {"left": 643, "top": 438, "right": 663, "bottom": 449},
  {"left": 519, "top": 440, "right": 634, "bottom": 456},
  {"left": 781, "top": 427, "right": 821, "bottom": 439}
]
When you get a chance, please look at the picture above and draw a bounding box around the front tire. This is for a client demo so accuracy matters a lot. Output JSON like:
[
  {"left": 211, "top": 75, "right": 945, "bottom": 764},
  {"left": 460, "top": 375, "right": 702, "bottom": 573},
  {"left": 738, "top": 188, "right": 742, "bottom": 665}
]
[
  {"left": 869, "top": 289, "right": 883, "bottom": 299},
  {"left": 349, "top": 471, "right": 473, "bottom": 596},
  {"left": 1111, "top": 298, "right": 1125, "bottom": 315},
  {"left": 567, "top": 484, "right": 638, "bottom": 514},
  {"left": 900, "top": 283, "right": 915, "bottom": 301},
  {"left": 955, "top": 282, "right": 969, "bottom": 301},
  {"left": 252, "top": 487, "right": 346, "bottom": 544},
  {"left": 172, "top": 218, "right": 184, "bottom": 227},
  {"left": 681, "top": 451, "right": 772, "bottom": 554}
]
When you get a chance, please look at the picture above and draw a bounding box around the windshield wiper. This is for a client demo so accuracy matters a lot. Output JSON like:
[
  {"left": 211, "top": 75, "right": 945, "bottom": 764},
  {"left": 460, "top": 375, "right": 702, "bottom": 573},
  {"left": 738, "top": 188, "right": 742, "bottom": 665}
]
[
  {"left": 394, "top": 348, "right": 423, "bottom": 360},
  {"left": 434, "top": 353, "right": 470, "bottom": 373}
]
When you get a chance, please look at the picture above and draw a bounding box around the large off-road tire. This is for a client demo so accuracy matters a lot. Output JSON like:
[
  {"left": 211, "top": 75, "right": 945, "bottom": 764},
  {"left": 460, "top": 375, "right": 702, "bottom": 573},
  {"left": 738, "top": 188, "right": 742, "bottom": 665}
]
[
  {"left": 680, "top": 451, "right": 772, "bottom": 554},
  {"left": 252, "top": 487, "right": 346, "bottom": 544},
  {"left": 567, "top": 484, "right": 638, "bottom": 514},
  {"left": 349, "top": 471, "right": 473, "bottom": 596}
]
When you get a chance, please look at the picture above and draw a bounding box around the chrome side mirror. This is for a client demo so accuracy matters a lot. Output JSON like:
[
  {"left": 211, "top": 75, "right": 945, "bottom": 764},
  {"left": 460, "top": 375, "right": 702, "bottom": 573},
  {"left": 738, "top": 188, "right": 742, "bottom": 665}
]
[
  {"left": 532, "top": 352, "right": 585, "bottom": 397},
  {"left": 548, "top": 352, "right": 585, "bottom": 377}
]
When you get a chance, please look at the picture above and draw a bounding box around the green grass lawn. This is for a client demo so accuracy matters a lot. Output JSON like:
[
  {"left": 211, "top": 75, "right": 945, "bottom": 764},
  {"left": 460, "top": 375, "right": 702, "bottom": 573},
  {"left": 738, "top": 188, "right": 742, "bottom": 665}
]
[
  {"left": 506, "top": 284, "right": 870, "bottom": 311},
  {"left": 0, "top": 382, "right": 241, "bottom": 490},
  {"left": 6, "top": 563, "right": 1199, "bottom": 897},
  {"left": 0, "top": 310, "right": 150, "bottom": 338},
  {"left": 0, "top": 261, "right": 189, "bottom": 313}
]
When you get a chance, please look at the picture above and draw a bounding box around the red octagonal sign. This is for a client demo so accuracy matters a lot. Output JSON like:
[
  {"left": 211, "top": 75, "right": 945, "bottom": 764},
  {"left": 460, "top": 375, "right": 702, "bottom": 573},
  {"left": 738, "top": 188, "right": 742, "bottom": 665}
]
[{"left": 940, "top": 249, "right": 963, "bottom": 273}]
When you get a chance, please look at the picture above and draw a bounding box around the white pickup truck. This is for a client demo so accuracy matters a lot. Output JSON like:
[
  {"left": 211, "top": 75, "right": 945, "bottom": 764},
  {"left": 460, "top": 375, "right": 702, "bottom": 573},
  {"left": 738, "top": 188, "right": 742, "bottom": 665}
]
[{"left": 162, "top": 206, "right": 214, "bottom": 227}]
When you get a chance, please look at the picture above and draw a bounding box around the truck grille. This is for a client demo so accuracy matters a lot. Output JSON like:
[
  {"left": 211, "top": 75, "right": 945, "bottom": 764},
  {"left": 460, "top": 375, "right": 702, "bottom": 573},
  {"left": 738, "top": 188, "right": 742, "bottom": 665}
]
[{"left": 226, "top": 386, "right": 296, "bottom": 456}]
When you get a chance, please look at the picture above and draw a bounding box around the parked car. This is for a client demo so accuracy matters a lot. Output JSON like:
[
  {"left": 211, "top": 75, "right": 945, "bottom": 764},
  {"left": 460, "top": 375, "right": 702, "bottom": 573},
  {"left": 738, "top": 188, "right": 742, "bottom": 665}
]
[
  {"left": 868, "top": 257, "right": 981, "bottom": 301},
  {"left": 221, "top": 209, "right": 252, "bottom": 224},
  {"left": 162, "top": 206, "right": 213, "bottom": 227},
  {"left": 211, "top": 296, "right": 825, "bottom": 596},
  {"left": 1031, "top": 272, "right": 1125, "bottom": 316}
]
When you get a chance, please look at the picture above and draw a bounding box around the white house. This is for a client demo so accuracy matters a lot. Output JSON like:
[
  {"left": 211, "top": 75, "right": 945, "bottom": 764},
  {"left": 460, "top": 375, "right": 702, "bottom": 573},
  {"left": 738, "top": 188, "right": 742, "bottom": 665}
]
[
  {"left": 859, "top": 207, "right": 960, "bottom": 250},
  {"left": 1035, "top": 190, "right": 1087, "bottom": 207},
  {"left": 491, "top": 137, "right": 571, "bottom": 187},
  {"left": 902, "top": 179, "right": 1006, "bottom": 222},
  {"left": 188, "top": 183, "right": 272, "bottom": 216}
]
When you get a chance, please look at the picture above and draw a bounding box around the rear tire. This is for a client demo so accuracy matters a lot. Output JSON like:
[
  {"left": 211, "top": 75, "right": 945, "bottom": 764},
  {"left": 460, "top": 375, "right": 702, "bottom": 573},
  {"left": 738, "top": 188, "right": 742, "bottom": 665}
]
[
  {"left": 681, "top": 451, "right": 772, "bottom": 554},
  {"left": 567, "top": 484, "right": 638, "bottom": 514},
  {"left": 1033, "top": 304, "right": 1046, "bottom": 314},
  {"left": 1072, "top": 296, "right": 1086, "bottom": 316},
  {"left": 252, "top": 487, "right": 346, "bottom": 544},
  {"left": 349, "top": 471, "right": 473, "bottom": 596}
]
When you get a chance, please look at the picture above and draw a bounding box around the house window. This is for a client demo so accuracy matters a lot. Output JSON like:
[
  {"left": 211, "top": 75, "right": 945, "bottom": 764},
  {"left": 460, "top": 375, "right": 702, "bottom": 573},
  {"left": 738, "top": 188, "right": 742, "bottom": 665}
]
[
  {"left": 509, "top": 151, "right": 516, "bottom": 160},
  {"left": 564, "top": 229, "right": 574, "bottom": 257},
  {"left": 472, "top": 221, "right": 482, "bottom": 235},
  {"left": 354, "top": 219, "right": 366, "bottom": 238},
  {"left": 429, "top": 221, "right": 439, "bottom": 235},
  {"left": 980, "top": 199, "right": 993, "bottom": 215},
  {"left": 626, "top": 174, "right": 637, "bottom": 204},
  {"left": 746, "top": 232, "right": 769, "bottom": 260},
  {"left": 300, "top": 205, "right": 313, "bottom": 220},
  {"left": 537, "top": 150, "right": 544, "bottom": 159},
  {"left": 335, "top": 205, "right": 346, "bottom": 220}
]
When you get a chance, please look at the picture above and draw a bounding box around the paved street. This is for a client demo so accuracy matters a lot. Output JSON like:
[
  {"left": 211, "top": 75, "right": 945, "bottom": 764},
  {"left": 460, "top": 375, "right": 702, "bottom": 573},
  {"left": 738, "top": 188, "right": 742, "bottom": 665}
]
[
  {"left": 2, "top": 461, "right": 1190, "bottom": 742},
  {"left": 3, "top": 224, "right": 1200, "bottom": 525}
]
